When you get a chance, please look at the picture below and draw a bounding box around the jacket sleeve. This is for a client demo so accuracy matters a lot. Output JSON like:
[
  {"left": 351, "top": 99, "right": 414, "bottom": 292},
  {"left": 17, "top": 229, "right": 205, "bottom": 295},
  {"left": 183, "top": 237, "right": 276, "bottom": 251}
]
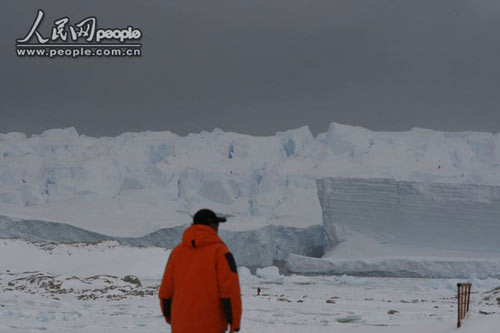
[
  {"left": 158, "top": 249, "right": 175, "bottom": 323},
  {"left": 216, "top": 246, "right": 242, "bottom": 331}
]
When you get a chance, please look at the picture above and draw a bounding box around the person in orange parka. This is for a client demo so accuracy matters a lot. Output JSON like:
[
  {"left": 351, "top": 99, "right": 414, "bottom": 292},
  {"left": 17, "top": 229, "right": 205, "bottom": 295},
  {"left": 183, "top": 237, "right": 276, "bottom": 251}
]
[{"left": 159, "top": 209, "right": 242, "bottom": 332}]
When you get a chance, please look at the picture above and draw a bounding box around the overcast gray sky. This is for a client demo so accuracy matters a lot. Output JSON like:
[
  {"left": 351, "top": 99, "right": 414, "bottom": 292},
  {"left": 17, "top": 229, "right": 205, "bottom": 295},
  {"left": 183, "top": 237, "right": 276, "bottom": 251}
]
[{"left": 1, "top": 0, "right": 500, "bottom": 137}]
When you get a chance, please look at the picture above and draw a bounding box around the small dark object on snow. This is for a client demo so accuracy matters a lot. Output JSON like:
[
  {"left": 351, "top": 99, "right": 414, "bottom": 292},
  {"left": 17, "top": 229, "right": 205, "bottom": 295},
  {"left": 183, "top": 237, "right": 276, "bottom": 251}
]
[
  {"left": 257, "top": 287, "right": 261, "bottom": 296},
  {"left": 326, "top": 299, "right": 336, "bottom": 304},
  {"left": 123, "top": 275, "right": 142, "bottom": 287},
  {"left": 479, "top": 310, "right": 495, "bottom": 315},
  {"left": 336, "top": 315, "right": 361, "bottom": 323},
  {"left": 387, "top": 310, "right": 399, "bottom": 315},
  {"left": 277, "top": 297, "right": 291, "bottom": 303}
]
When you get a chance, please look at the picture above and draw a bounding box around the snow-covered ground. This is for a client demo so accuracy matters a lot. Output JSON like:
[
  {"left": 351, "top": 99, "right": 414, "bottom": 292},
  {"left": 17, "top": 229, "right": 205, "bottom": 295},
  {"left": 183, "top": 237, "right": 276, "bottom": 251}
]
[{"left": 1, "top": 240, "right": 500, "bottom": 332}]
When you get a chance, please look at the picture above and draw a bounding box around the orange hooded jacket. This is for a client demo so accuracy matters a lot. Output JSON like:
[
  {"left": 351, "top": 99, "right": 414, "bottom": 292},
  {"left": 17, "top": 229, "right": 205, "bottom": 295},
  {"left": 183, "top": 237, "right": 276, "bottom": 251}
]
[{"left": 159, "top": 224, "right": 242, "bottom": 332}]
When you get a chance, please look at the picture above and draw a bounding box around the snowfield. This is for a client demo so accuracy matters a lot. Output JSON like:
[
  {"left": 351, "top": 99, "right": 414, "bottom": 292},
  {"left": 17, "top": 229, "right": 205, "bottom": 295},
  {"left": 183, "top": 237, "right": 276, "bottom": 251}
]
[{"left": 1, "top": 240, "right": 500, "bottom": 332}]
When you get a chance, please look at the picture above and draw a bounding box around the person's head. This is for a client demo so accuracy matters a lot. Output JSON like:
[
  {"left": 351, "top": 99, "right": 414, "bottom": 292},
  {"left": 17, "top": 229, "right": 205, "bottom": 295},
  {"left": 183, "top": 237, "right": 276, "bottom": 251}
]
[{"left": 192, "top": 209, "right": 227, "bottom": 233}]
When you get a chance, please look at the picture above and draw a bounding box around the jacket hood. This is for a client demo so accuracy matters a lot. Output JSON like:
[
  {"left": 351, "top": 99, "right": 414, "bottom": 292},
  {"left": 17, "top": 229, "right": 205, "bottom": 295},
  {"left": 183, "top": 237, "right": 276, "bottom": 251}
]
[{"left": 182, "top": 224, "right": 222, "bottom": 248}]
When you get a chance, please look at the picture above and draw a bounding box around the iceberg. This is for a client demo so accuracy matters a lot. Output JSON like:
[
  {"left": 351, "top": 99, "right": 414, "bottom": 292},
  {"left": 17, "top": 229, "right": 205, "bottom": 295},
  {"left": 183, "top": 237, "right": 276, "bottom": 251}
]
[
  {"left": 316, "top": 177, "right": 500, "bottom": 253},
  {"left": 285, "top": 177, "right": 500, "bottom": 278}
]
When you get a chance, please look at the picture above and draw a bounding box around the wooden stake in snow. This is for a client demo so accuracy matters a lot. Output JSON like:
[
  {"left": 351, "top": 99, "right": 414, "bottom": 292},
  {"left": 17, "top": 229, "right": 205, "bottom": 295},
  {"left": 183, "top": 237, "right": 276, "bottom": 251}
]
[{"left": 457, "top": 283, "right": 472, "bottom": 328}]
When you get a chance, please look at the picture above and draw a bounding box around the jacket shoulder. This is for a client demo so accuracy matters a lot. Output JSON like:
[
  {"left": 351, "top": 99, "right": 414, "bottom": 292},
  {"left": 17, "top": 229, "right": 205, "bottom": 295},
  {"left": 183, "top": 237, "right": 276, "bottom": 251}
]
[
  {"left": 169, "top": 243, "right": 183, "bottom": 257},
  {"left": 214, "top": 241, "right": 229, "bottom": 253}
]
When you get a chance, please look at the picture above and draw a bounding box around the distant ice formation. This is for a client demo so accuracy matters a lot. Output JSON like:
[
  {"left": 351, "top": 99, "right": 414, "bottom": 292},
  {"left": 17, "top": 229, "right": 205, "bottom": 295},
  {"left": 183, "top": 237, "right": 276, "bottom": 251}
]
[
  {"left": 0, "top": 216, "right": 326, "bottom": 269},
  {"left": 1, "top": 124, "right": 500, "bottom": 277},
  {"left": 0, "top": 123, "right": 499, "bottom": 235}
]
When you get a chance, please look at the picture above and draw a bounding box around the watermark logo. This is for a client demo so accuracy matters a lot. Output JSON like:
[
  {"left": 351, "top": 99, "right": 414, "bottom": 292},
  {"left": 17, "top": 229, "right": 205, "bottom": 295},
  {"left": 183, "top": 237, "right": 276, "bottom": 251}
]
[{"left": 16, "top": 10, "right": 143, "bottom": 58}]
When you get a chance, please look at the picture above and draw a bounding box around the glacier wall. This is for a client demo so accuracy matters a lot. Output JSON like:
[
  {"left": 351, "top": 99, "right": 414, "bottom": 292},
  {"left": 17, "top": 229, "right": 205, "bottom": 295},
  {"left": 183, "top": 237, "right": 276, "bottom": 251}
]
[
  {"left": 1, "top": 123, "right": 500, "bottom": 236},
  {"left": 316, "top": 177, "right": 500, "bottom": 253}
]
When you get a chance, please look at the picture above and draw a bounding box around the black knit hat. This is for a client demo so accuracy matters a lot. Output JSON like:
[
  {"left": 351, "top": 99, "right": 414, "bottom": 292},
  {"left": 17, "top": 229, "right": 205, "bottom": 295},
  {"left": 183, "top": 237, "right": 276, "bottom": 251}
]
[{"left": 193, "top": 209, "right": 227, "bottom": 225}]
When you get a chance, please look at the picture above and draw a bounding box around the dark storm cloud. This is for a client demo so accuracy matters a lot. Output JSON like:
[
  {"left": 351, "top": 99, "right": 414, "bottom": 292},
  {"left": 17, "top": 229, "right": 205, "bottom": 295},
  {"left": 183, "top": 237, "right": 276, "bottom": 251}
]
[{"left": 1, "top": 0, "right": 500, "bottom": 137}]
